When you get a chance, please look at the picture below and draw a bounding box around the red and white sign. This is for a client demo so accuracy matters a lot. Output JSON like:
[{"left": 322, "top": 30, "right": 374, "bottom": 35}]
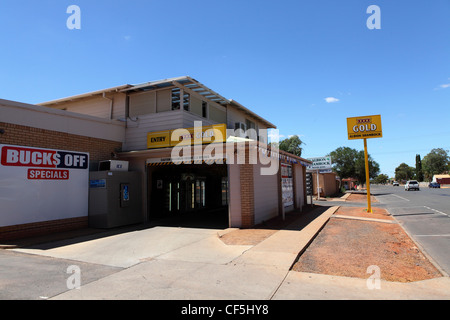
[
  {"left": 0, "top": 144, "right": 89, "bottom": 227},
  {"left": 1, "top": 145, "right": 87, "bottom": 172},
  {"left": 27, "top": 169, "right": 69, "bottom": 180}
]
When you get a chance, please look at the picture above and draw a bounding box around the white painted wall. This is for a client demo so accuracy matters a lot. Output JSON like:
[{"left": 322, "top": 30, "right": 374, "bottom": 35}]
[
  {"left": 226, "top": 105, "right": 269, "bottom": 143},
  {"left": 124, "top": 110, "right": 220, "bottom": 151},
  {"left": 253, "top": 162, "right": 279, "bottom": 224},
  {"left": 227, "top": 163, "right": 241, "bottom": 228},
  {"left": 0, "top": 99, "right": 125, "bottom": 143}
]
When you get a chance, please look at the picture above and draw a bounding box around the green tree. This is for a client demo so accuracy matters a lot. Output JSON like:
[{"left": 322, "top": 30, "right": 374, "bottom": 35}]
[
  {"left": 374, "top": 174, "right": 389, "bottom": 184},
  {"left": 415, "top": 154, "right": 424, "bottom": 182},
  {"left": 422, "top": 148, "right": 449, "bottom": 181},
  {"left": 278, "top": 135, "right": 303, "bottom": 157},
  {"left": 354, "top": 150, "right": 380, "bottom": 184},
  {"left": 329, "top": 147, "right": 380, "bottom": 184},
  {"left": 395, "top": 163, "right": 415, "bottom": 181},
  {"left": 329, "top": 147, "right": 358, "bottom": 179}
]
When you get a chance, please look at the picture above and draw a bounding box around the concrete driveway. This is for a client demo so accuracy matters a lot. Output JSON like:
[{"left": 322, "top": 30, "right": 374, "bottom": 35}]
[
  {"left": 12, "top": 226, "right": 252, "bottom": 268},
  {"left": 6, "top": 207, "right": 335, "bottom": 300},
  {"left": 10, "top": 223, "right": 288, "bottom": 300}
]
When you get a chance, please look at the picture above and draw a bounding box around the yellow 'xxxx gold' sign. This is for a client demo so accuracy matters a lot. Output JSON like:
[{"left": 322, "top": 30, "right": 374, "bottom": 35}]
[{"left": 347, "top": 115, "right": 382, "bottom": 140}]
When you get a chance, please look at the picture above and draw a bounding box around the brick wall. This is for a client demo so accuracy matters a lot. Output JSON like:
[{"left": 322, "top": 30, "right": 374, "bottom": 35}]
[
  {"left": 0, "top": 122, "right": 122, "bottom": 170},
  {"left": 239, "top": 163, "right": 255, "bottom": 228},
  {"left": 0, "top": 217, "right": 88, "bottom": 242},
  {"left": 0, "top": 122, "right": 123, "bottom": 241}
]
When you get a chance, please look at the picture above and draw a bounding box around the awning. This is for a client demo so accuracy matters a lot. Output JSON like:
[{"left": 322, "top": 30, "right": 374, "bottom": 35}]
[
  {"left": 146, "top": 157, "right": 227, "bottom": 166},
  {"left": 121, "top": 76, "right": 229, "bottom": 105}
]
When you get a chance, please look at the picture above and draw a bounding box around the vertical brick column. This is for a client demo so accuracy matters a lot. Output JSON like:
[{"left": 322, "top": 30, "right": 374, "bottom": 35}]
[{"left": 239, "top": 163, "right": 255, "bottom": 228}]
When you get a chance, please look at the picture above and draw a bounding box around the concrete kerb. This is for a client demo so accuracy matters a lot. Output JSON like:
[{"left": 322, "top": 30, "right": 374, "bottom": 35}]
[
  {"left": 230, "top": 206, "right": 339, "bottom": 270},
  {"left": 341, "top": 192, "right": 352, "bottom": 200},
  {"left": 331, "top": 214, "right": 398, "bottom": 224}
]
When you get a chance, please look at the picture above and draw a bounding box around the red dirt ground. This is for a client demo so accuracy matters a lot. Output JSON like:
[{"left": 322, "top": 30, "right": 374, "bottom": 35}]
[
  {"left": 346, "top": 192, "right": 378, "bottom": 203},
  {"left": 291, "top": 205, "right": 443, "bottom": 282},
  {"left": 220, "top": 193, "right": 443, "bottom": 283}
]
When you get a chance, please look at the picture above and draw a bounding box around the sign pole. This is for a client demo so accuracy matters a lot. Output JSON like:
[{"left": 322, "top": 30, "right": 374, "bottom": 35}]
[
  {"left": 316, "top": 169, "right": 320, "bottom": 200},
  {"left": 363, "top": 138, "right": 372, "bottom": 213},
  {"left": 347, "top": 114, "right": 382, "bottom": 214}
]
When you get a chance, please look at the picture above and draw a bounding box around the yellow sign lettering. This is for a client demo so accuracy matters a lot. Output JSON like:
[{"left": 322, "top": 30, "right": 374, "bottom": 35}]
[{"left": 347, "top": 115, "right": 382, "bottom": 140}]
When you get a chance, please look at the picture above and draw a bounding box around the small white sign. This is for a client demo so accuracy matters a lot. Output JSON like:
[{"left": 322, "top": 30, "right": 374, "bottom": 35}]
[{"left": 306, "top": 157, "right": 332, "bottom": 170}]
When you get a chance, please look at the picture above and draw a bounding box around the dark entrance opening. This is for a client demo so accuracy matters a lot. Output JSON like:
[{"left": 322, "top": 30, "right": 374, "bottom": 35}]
[{"left": 148, "top": 163, "right": 228, "bottom": 229}]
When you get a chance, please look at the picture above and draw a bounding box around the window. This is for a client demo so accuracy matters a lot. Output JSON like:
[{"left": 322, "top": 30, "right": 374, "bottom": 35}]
[
  {"left": 234, "top": 122, "right": 247, "bottom": 138},
  {"left": 221, "top": 177, "right": 229, "bottom": 206},
  {"left": 195, "top": 180, "right": 206, "bottom": 208},
  {"left": 246, "top": 119, "right": 257, "bottom": 140},
  {"left": 171, "top": 88, "right": 180, "bottom": 110},
  {"left": 182, "top": 92, "right": 190, "bottom": 111},
  {"left": 171, "top": 88, "right": 190, "bottom": 111},
  {"left": 202, "top": 101, "right": 208, "bottom": 118},
  {"left": 245, "top": 119, "right": 256, "bottom": 131}
]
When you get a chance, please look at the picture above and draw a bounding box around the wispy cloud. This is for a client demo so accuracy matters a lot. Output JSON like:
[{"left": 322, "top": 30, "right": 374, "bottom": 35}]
[
  {"left": 434, "top": 78, "right": 450, "bottom": 90},
  {"left": 324, "top": 97, "right": 339, "bottom": 103},
  {"left": 124, "top": 35, "right": 131, "bottom": 41},
  {"left": 268, "top": 130, "right": 284, "bottom": 143}
]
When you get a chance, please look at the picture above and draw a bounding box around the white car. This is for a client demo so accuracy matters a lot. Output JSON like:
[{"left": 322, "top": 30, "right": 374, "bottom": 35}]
[{"left": 405, "top": 180, "right": 420, "bottom": 191}]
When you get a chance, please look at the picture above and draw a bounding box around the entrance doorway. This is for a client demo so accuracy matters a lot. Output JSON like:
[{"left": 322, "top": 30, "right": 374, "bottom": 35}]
[
  {"left": 148, "top": 163, "right": 228, "bottom": 228},
  {"left": 165, "top": 176, "right": 206, "bottom": 213}
]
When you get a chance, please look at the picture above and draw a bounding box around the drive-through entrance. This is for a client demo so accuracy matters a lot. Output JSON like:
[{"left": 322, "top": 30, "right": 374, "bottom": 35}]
[{"left": 147, "top": 163, "right": 229, "bottom": 228}]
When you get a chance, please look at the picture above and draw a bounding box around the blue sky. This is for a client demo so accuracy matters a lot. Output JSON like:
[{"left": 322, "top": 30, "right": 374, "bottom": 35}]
[{"left": 1, "top": 0, "right": 449, "bottom": 177}]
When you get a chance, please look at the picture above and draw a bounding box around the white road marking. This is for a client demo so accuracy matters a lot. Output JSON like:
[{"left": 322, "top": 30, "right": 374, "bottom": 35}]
[
  {"left": 424, "top": 206, "right": 448, "bottom": 217},
  {"left": 415, "top": 234, "right": 450, "bottom": 237},
  {"left": 391, "top": 194, "right": 410, "bottom": 201}
]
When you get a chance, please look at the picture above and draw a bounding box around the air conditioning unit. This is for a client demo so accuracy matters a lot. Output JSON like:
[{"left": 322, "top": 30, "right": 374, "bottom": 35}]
[{"left": 98, "top": 160, "right": 129, "bottom": 172}]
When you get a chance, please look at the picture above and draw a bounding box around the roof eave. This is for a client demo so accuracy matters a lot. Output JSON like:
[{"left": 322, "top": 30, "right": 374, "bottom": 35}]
[
  {"left": 228, "top": 99, "right": 277, "bottom": 129},
  {"left": 38, "top": 84, "right": 132, "bottom": 106}
]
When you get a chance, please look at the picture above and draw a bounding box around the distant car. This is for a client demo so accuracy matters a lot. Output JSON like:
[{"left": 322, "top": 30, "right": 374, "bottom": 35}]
[
  {"left": 393, "top": 181, "right": 399, "bottom": 186},
  {"left": 405, "top": 180, "right": 420, "bottom": 191},
  {"left": 428, "top": 182, "right": 440, "bottom": 188}
]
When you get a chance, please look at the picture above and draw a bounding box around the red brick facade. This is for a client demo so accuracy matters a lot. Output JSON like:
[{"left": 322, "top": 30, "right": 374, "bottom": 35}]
[
  {"left": 0, "top": 217, "right": 88, "bottom": 242},
  {"left": 0, "top": 122, "right": 122, "bottom": 169},
  {"left": 239, "top": 163, "right": 255, "bottom": 228}
]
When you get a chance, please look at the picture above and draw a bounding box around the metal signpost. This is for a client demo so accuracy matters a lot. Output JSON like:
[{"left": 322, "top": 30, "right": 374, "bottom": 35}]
[
  {"left": 305, "top": 172, "right": 313, "bottom": 206},
  {"left": 306, "top": 156, "right": 332, "bottom": 200},
  {"left": 346, "top": 115, "right": 383, "bottom": 213}
]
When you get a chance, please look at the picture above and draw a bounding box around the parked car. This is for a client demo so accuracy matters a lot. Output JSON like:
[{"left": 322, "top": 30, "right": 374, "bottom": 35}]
[
  {"left": 393, "top": 181, "right": 399, "bottom": 186},
  {"left": 428, "top": 182, "right": 440, "bottom": 188},
  {"left": 405, "top": 180, "right": 420, "bottom": 191}
]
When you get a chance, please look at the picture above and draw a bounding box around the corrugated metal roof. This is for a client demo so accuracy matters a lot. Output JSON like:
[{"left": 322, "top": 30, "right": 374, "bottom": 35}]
[{"left": 38, "top": 84, "right": 132, "bottom": 106}]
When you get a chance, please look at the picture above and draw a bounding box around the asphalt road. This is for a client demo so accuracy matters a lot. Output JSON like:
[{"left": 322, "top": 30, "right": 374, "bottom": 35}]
[{"left": 371, "top": 184, "right": 450, "bottom": 276}]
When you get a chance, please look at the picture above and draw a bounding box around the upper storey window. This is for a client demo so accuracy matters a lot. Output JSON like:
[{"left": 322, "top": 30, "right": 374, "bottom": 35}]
[{"left": 171, "top": 88, "right": 190, "bottom": 111}]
